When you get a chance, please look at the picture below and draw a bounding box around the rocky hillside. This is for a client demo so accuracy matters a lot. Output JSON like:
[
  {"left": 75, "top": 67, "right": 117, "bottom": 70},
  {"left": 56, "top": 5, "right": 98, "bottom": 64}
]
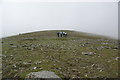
[{"left": 2, "top": 30, "right": 119, "bottom": 79}]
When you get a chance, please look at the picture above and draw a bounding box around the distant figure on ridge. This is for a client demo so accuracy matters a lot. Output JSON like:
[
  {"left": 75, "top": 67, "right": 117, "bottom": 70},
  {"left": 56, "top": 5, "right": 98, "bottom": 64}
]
[
  {"left": 57, "top": 32, "right": 67, "bottom": 37},
  {"left": 62, "top": 32, "right": 67, "bottom": 37}
]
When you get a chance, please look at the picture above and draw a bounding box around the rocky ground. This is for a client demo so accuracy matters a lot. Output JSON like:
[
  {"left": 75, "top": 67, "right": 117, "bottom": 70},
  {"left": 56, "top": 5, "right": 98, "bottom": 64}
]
[{"left": 2, "top": 30, "right": 119, "bottom": 79}]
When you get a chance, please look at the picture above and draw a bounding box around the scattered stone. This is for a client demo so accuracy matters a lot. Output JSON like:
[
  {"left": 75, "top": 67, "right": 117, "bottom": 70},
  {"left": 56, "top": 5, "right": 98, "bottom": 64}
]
[
  {"left": 113, "top": 57, "right": 119, "bottom": 60},
  {"left": 13, "top": 64, "right": 16, "bottom": 68},
  {"left": 10, "top": 55, "right": 14, "bottom": 57},
  {"left": 26, "top": 47, "right": 34, "bottom": 51},
  {"left": 0, "top": 54, "right": 6, "bottom": 57},
  {"left": 101, "top": 42, "right": 108, "bottom": 44},
  {"left": 82, "top": 52, "right": 96, "bottom": 55},
  {"left": 96, "top": 46, "right": 104, "bottom": 50},
  {"left": 91, "top": 64, "right": 95, "bottom": 67},
  {"left": 83, "top": 67, "right": 86, "bottom": 69},
  {"left": 111, "top": 46, "right": 118, "bottom": 50},
  {"left": 85, "top": 42, "right": 90, "bottom": 44},
  {"left": 92, "top": 46, "right": 112, "bottom": 50},
  {"left": 73, "top": 51, "right": 75, "bottom": 53},
  {"left": 104, "top": 46, "right": 111, "bottom": 49},
  {"left": 107, "top": 60, "right": 111, "bottom": 63},
  {"left": 9, "top": 43, "right": 14, "bottom": 45},
  {"left": 22, "top": 44, "right": 28, "bottom": 47},
  {"left": 53, "top": 64, "right": 56, "bottom": 66},
  {"left": 4, "top": 51, "right": 7, "bottom": 53},
  {"left": 11, "top": 46, "right": 17, "bottom": 48},
  {"left": 79, "top": 44, "right": 85, "bottom": 47},
  {"left": 84, "top": 74, "right": 88, "bottom": 77},
  {"left": 23, "top": 62, "right": 32, "bottom": 65},
  {"left": 40, "top": 48, "right": 43, "bottom": 51},
  {"left": 99, "top": 69, "right": 103, "bottom": 72},
  {"left": 35, "top": 61, "right": 42, "bottom": 64},
  {"left": 71, "top": 69, "right": 77, "bottom": 72},
  {"left": 31, "top": 67, "right": 43, "bottom": 70},
  {"left": 33, "top": 67, "right": 37, "bottom": 69}
]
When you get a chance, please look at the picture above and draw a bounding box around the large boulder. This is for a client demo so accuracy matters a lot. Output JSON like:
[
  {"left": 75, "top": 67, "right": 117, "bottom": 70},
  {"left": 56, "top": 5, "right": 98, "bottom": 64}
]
[{"left": 26, "top": 71, "right": 62, "bottom": 80}]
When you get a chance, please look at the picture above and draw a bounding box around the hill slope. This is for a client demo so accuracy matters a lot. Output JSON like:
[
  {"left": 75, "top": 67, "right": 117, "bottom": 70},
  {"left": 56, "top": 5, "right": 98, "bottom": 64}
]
[{"left": 2, "top": 30, "right": 118, "bottom": 79}]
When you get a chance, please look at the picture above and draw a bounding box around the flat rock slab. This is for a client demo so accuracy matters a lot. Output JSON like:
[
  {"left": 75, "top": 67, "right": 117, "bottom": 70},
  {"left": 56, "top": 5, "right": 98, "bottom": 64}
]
[{"left": 26, "top": 71, "right": 62, "bottom": 80}]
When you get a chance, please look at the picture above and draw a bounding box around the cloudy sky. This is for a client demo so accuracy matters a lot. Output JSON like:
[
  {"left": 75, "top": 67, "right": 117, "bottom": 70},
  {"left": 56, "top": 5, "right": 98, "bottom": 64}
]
[{"left": 1, "top": 0, "right": 119, "bottom": 39}]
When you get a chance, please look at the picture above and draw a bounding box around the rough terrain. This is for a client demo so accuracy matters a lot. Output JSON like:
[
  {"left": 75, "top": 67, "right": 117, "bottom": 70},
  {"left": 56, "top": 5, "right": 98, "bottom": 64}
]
[{"left": 2, "top": 30, "right": 119, "bottom": 79}]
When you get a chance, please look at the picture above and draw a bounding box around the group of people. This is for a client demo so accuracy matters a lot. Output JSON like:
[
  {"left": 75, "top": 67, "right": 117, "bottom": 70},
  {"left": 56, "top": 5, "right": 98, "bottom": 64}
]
[{"left": 57, "top": 32, "right": 67, "bottom": 37}]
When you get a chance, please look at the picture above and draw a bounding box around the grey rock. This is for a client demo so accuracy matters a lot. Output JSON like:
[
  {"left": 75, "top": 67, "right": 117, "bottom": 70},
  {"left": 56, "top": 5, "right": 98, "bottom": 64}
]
[
  {"left": 33, "top": 67, "right": 38, "bottom": 70},
  {"left": 23, "top": 62, "right": 32, "bottom": 65},
  {"left": 34, "top": 61, "right": 42, "bottom": 64},
  {"left": 101, "top": 42, "right": 108, "bottom": 44},
  {"left": 111, "top": 46, "right": 118, "bottom": 50},
  {"left": 9, "top": 43, "right": 14, "bottom": 45},
  {"left": 113, "top": 57, "right": 119, "bottom": 60},
  {"left": 13, "top": 64, "right": 17, "bottom": 68},
  {"left": 0, "top": 54, "right": 6, "bottom": 57},
  {"left": 96, "top": 46, "right": 104, "bottom": 50},
  {"left": 94, "top": 46, "right": 112, "bottom": 50},
  {"left": 11, "top": 46, "right": 17, "bottom": 48},
  {"left": 82, "top": 52, "right": 96, "bottom": 55},
  {"left": 26, "top": 71, "right": 62, "bottom": 79},
  {"left": 104, "top": 46, "right": 111, "bottom": 49}
]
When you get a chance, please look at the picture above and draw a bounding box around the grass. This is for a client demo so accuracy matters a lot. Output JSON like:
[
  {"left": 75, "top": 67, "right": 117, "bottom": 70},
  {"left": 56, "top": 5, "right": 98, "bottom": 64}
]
[{"left": 2, "top": 30, "right": 118, "bottom": 79}]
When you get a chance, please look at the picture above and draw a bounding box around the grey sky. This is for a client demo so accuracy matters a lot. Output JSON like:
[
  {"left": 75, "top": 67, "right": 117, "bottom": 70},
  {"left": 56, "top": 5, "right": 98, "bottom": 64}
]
[{"left": 1, "top": 1, "right": 119, "bottom": 39}]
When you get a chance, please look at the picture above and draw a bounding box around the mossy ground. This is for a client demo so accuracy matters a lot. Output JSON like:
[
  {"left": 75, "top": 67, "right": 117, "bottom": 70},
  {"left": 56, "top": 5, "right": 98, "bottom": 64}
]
[{"left": 2, "top": 30, "right": 118, "bottom": 79}]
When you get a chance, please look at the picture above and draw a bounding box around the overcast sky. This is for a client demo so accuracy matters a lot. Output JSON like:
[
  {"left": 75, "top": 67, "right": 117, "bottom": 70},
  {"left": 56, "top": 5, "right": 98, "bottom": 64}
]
[{"left": 1, "top": 0, "right": 119, "bottom": 39}]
